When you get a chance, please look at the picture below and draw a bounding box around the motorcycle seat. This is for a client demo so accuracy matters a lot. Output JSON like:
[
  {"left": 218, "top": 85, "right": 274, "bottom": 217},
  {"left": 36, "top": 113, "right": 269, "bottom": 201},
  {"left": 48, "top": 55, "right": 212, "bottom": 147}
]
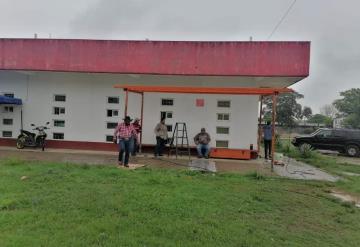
[{"left": 21, "top": 130, "right": 36, "bottom": 137}]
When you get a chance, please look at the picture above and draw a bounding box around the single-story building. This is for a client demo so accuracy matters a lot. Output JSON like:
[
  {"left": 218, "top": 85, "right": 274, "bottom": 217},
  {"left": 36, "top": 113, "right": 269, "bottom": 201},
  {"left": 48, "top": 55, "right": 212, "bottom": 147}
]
[{"left": 0, "top": 38, "right": 310, "bottom": 159}]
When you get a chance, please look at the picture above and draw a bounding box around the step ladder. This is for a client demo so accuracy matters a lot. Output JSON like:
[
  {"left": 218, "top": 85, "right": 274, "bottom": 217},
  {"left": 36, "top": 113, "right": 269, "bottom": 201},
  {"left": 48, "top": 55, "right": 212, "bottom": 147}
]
[{"left": 168, "top": 122, "right": 191, "bottom": 159}]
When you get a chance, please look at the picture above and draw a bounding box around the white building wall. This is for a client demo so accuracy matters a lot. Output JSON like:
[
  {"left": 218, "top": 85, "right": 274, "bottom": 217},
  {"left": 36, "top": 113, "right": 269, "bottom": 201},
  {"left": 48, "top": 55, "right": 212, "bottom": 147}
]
[{"left": 0, "top": 71, "right": 259, "bottom": 149}]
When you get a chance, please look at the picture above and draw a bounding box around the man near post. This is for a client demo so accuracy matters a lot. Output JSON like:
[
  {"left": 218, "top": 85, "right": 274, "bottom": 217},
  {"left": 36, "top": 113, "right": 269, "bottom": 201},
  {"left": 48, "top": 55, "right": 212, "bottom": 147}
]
[
  {"left": 131, "top": 118, "right": 142, "bottom": 156},
  {"left": 263, "top": 121, "right": 273, "bottom": 160},
  {"left": 113, "top": 116, "right": 137, "bottom": 167},
  {"left": 194, "top": 128, "right": 211, "bottom": 158}
]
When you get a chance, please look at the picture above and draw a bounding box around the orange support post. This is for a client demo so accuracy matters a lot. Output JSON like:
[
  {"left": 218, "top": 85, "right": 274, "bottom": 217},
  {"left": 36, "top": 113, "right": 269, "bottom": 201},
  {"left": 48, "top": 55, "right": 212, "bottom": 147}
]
[
  {"left": 124, "top": 89, "right": 129, "bottom": 117},
  {"left": 139, "top": 92, "right": 144, "bottom": 153},
  {"left": 257, "top": 95, "right": 263, "bottom": 155}
]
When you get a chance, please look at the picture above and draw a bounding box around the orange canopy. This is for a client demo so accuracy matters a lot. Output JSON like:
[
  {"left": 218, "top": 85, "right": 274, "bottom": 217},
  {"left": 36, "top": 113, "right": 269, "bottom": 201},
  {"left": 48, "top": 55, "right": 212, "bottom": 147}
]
[{"left": 113, "top": 85, "right": 293, "bottom": 95}]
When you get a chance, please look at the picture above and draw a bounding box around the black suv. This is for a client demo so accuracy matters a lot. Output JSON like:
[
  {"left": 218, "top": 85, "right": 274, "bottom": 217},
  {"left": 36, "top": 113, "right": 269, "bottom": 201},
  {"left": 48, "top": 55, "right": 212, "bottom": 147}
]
[{"left": 292, "top": 128, "right": 360, "bottom": 157}]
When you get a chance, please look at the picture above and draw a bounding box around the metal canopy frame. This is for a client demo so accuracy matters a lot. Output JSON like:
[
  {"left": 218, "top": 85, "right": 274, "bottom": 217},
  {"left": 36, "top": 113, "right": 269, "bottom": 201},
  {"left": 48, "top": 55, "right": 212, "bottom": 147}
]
[{"left": 114, "top": 85, "right": 290, "bottom": 171}]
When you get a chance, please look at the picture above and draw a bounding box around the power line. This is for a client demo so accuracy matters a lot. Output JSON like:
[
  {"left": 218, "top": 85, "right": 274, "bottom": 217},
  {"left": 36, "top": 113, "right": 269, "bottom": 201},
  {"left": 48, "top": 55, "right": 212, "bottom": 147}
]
[{"left": 267, "top": 0, "right": 297, "bottom": 40}]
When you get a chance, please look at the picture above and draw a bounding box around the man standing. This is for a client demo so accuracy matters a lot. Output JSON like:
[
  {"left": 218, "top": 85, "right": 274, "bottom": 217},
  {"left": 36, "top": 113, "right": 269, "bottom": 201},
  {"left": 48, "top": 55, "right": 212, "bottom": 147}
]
[
  {"left": 194, "top": 128, "right": 211, "bottom": 158},
  {"left": 263, "top": 121, "right": 273, "bottom": 160},
  {"left": 154, "top": 117, "right": 168, "bottom": 157},
  {"left": 131, "top": 118, "right": 142, "bottom": 156},
  {"left": 113, "top": 116, "right": 137, "bottom": 167}
]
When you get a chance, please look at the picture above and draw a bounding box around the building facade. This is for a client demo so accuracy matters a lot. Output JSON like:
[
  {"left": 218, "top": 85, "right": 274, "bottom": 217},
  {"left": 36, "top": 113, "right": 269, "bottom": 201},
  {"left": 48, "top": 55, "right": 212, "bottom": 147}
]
[
  {"left": 0, "top": 70, "right": 258, "bottom": 150},
  {"left": 0, "top": 39, "right": 310, "bottom": 157}
]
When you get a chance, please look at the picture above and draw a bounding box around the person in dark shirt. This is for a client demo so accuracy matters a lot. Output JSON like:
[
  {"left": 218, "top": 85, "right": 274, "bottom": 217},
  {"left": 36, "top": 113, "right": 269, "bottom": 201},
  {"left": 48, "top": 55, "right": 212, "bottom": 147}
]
[
  {"left": 194, "top": 128, "right": 211, "bottom": 158},
  {"left": 263, "top": 121, "right": 273, "bottom": 160}
]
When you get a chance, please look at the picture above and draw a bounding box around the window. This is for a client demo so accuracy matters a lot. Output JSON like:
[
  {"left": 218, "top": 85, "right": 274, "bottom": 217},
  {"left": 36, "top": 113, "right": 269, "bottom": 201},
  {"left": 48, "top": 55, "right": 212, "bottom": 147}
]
[
  {"left": 108, "top": 97, "right": 119, "bottom": 104},
  {"left": 3, "top": 106, "right": 14, "bottom": 113},
  {"left": 4, "top": 93, "right": 14, "bottom": 98},
  {"left": 106, "top": 135, "right": 114, "bottom": 142},
  {"left": 2, "top": 131, "right": 12, "bottom": 138},
  {"left": 316, "top": 130, "right": 332, "bottom": 138},
  {"left": 107, "top": 109, "right": 119, "bottom": 117},
  {"left": 333, "top": 130, "right": 347, "bottom": 137},
  {"left": 161, "top": 99, "right": 174, "bottom": 106},
  {"left": 54, "top": 95, "right": 66, "bottom": 102},
  {"left": 3, "top": 119, "right": 13, "bottom": 125},
  {"left": 216, "top": 140, "right": 229, "bottom": 148},
  {"left": 53, "top": 120, "right": 65, "bottom": 127},
  {"left": 53, "top": 107, "right": 65, "bottom": 115},
  {"left": 53, "top": 133, "right": 64, "bottom": 140},
  {"left": 216, "top": 127, "right": 229, "bottom": 134},
  {"left": 107, "top": 122, "right": 118, "bottom": 129},
  {"left": 217, "top": 100, "right": 231, "bottom": 108},
  {"left": 161, "top": 111, "right": 173, "bottom": 119},
  {"left": 167, "top": 125, "right": 173, "bottom": 132},
  {"left": 217, "top": 113, "right": 230, "bottom": 121}
]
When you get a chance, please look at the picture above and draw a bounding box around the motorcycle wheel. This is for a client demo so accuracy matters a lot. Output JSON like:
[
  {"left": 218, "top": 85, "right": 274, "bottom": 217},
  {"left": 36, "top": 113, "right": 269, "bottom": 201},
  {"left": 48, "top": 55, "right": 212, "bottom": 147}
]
[{"left": 16, "top": 137, "right": 25, "bottom": 149}]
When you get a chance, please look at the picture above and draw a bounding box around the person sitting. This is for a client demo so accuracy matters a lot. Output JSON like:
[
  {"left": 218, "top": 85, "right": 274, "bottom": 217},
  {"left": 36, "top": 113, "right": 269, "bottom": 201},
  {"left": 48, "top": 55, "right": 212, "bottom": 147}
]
[{"left": 194, "top": 128, "right": 211, "bottom": 158}]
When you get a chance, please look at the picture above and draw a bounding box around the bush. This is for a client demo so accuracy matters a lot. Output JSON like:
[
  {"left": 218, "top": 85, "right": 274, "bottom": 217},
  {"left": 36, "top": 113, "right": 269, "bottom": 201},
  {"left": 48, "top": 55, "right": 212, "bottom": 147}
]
[
  {"left": 275, "top": 134, "right": 282, "bottom": 149},
  {"left": 299, "top": 143, "right": 316, "bottom": 158},
  {"left": 281, "top": 143, "right": 292, "bottom": 154}
]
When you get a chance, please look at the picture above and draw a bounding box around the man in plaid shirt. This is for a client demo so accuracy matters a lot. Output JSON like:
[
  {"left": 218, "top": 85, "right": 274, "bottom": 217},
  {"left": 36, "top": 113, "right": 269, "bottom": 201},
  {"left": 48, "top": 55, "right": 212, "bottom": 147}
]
[{"left": 113, "top": 116, "right": 137, "bottom": 167}]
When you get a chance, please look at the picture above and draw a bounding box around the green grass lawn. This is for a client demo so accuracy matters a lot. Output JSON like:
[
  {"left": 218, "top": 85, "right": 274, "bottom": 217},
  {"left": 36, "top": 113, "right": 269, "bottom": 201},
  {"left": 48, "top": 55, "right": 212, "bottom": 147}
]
[{"left": 1, "top": 159, "right": 360, "bottom": 247}]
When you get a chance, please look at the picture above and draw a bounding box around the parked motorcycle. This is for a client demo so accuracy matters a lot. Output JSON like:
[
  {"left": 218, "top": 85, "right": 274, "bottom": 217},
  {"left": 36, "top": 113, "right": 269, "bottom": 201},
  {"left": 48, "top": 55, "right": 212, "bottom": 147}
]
[{"left": 16, "top": 122, "right": 50, "bottom": 151}]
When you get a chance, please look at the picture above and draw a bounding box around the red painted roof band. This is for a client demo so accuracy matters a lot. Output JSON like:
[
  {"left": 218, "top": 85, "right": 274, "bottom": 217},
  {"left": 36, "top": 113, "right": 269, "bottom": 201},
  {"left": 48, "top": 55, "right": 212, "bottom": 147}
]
[{"left": 0, "top": 39, "right": 310, "bottom": 77}]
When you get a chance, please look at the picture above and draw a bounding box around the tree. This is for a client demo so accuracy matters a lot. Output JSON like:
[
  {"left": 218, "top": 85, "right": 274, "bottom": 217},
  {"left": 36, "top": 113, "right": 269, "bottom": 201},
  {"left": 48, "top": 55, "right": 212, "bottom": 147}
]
[
  {"left": 333, "top": 88, "right": 360, "bottom": 129},
  {"left": 308, "top": 114, "right": 333, "bottom": 127},
  {"left": 302, "top": 106, "right": 313, "bottom": 119},
  {"left": 320, "top": 104, "right": 338, "bottom": 119},
  {"left": 263, "top": 92, "right": 304, "bottom": 127}
]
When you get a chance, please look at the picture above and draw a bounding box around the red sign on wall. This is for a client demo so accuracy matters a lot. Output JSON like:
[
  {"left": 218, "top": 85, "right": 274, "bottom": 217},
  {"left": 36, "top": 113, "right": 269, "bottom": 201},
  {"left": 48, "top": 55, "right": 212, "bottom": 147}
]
[{"left": 196, "top": 99, "right": 204, "bottom": 107}]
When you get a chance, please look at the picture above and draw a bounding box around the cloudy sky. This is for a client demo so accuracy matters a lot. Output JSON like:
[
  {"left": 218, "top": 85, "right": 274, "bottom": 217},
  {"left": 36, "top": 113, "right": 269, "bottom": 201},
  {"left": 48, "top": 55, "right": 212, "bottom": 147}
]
[{"left": 0, "top": 0, "right": 359, "bottom": 112}]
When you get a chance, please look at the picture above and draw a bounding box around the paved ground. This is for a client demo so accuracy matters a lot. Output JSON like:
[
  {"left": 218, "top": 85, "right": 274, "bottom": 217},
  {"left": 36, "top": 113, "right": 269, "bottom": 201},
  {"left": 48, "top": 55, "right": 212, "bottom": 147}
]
[{"left": 274, "top": 155, "right": 340, "bottom": 182}]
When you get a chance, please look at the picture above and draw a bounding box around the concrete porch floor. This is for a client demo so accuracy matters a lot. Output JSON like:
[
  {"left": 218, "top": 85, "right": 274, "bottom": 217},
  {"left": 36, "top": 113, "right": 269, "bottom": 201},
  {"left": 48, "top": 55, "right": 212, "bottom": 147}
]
[
  {"left": 0, "top": 146, "right": 339, "bottom": 181},
  {"left": 0, "top": 146, "right": 271, "bottom": 174}
]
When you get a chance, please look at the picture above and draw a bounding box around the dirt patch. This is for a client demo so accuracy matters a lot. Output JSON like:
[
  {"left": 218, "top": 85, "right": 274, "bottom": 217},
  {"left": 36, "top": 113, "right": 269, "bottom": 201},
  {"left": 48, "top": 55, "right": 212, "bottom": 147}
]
[
  {"left": 341, "top": 172, "right": 360, "bottom": 177},
  {"left": 334, "top": 156, "right": 360, "bottom": 166},
  {"left": 318, "top": 150, "right": 360, "bottom": 166},
  {"left": 331, "top": 190, "right": 360, "bottom": 208}
]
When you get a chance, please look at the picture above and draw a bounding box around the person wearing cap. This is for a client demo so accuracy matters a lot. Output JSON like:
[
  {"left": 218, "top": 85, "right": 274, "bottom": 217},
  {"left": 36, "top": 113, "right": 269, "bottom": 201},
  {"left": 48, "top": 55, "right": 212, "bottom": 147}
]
[
  {"left": 154, "top": 117, "right": 168, "bottom": 157},
  {"left": 194, "top": 128, "right": 211, "bottom": 158},
  {"left": 113, "top": 116, "right": 137, "bottom": 167},
  {"left": 131, "top": 118, "right": 142, "bottom": 156}
]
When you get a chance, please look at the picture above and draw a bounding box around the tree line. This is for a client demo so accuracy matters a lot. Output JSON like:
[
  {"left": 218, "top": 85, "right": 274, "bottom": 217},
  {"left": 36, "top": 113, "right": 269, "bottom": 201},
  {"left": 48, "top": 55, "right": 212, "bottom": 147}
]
[{"left": 263, "top": 88, "right": 360, "bottom": 129}]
